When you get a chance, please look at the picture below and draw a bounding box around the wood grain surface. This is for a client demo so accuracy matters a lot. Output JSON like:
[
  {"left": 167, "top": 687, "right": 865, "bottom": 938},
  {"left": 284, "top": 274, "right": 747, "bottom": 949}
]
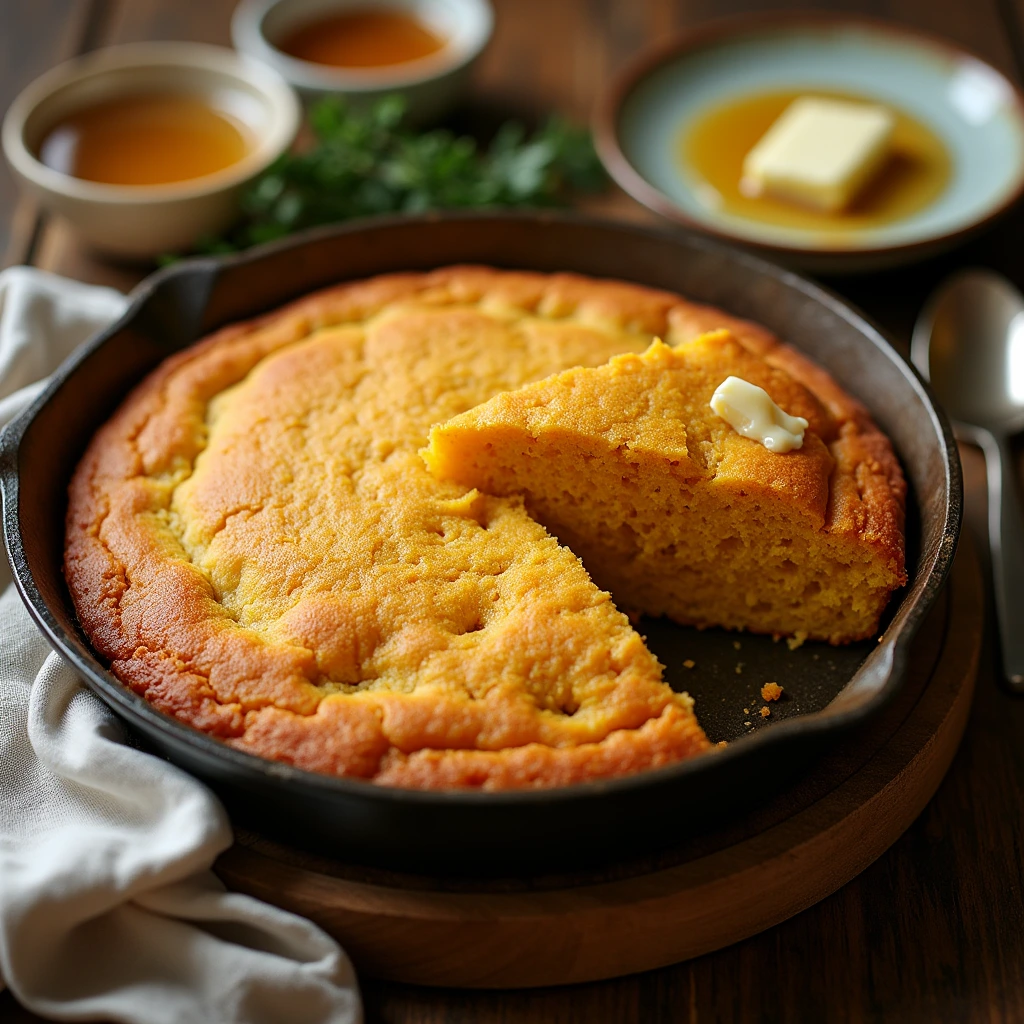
[{"left": 1, "top": 0, "right": 1022, "bottom": 1021}]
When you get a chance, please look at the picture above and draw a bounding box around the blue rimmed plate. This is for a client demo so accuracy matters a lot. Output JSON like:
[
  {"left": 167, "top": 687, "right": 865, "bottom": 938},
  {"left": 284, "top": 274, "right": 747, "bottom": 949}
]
[{"left": 594, "top": 13, "right": 1024, "bottom": 272}]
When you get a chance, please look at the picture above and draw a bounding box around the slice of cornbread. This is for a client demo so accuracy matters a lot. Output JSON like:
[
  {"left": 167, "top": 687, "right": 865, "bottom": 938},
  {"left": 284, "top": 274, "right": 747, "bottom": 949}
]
[{"left": 423, "top": 330, "right": 906, "bottom": 644}]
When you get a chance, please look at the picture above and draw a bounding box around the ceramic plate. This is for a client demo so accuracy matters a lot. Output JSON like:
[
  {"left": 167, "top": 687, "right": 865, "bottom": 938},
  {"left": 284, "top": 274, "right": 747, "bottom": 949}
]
[{"left": 595, "top": 14, "right": 1024, "bottom": 272}]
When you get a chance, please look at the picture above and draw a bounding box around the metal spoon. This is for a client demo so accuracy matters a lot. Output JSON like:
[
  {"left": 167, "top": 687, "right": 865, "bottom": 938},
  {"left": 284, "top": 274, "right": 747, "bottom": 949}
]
[{"left": 912, "top": 268, "right": 1024, "bottom": 690}]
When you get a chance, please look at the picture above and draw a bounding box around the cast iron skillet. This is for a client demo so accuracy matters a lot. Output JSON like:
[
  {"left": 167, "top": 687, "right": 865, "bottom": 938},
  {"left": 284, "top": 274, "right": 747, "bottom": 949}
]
[{"left": 0, "top": 212, "right": 960, "bottom": 875}]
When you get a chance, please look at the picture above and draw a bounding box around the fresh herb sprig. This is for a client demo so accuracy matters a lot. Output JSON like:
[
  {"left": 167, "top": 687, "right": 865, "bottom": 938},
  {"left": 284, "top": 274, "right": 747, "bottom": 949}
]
[{"left": 194, "top": 96, "right": 606, "bottom": 255}]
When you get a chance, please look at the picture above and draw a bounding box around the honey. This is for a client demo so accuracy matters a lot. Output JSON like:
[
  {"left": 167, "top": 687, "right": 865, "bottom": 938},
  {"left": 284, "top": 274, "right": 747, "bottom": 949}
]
[
  {"left": 681, "top": 90, "right": 952, "bottom": 232},
  {"left": 277, "top": 9, "right": 445, "bottom": 68},
  {"left": 39, "top": 94, "right": 250, "bottom": 186}
]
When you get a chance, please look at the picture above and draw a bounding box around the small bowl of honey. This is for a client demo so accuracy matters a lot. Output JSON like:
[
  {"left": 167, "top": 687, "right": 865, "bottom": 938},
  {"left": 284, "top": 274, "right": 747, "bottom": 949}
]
[
  {"left": 594, "top": 13, "right": 1024, "bottom": 273},
  {"left": 232, "top": 0, "right": 493, "bottom": 122},
  {"left": 2, "top": 41, "right": 301, "bottom": 258}
]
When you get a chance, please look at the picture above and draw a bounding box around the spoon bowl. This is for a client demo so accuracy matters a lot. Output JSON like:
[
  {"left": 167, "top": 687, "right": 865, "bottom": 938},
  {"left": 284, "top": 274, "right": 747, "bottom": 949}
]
[{"left": 915, "top": 270, "right": 1024, "bottom": 435}]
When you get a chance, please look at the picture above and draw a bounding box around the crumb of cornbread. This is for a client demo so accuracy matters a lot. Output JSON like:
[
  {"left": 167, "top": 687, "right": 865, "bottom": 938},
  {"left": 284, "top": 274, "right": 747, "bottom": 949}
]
[
  {"left": 423, "top": 332, "right": 906, "bottom": 645},
  {"left": 762, "top": 682, "right": 784, "bottom": 702},
  {"left": 683, "top": 659, "right": 696, "bottom": 669},
  {"left": 761, "top": 706, "right": 771, "bottom": 718},
  {"left": 787, "top": 632, "right": 809, "bottom": 651}
]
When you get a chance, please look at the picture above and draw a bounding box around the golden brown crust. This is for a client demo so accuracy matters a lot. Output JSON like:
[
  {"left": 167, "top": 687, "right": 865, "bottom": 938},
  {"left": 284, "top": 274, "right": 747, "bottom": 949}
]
[{"left": 65, "top": 266, "right": 904, "bottom": 790}]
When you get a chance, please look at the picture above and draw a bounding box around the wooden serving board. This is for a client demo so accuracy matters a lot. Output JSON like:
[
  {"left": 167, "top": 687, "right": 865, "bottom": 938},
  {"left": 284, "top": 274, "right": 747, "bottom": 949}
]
[{"left": 215, "top": 536, "right": 982, "bottom": 989}]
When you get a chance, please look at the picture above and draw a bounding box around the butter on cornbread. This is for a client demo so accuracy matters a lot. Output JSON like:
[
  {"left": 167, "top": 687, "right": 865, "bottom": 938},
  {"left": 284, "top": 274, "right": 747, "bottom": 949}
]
[
  {"left": 65, "top": 268, "right": 905, "bottom": 790},
  {"left": 741, "top": 96, "right": 896, "bottom": 212}
]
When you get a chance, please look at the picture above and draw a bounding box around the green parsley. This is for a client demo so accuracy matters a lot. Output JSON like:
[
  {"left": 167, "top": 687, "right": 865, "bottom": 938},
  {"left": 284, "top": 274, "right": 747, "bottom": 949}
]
[{"left": 192, "top": 96, "right": 606, "bottom": 255}]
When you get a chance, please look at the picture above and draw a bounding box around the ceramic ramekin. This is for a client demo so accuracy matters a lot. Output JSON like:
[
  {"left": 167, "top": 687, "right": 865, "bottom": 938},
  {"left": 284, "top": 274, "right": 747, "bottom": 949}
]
[
  {"left": 231, "top": 0, "right": 494, "bottom": 122},
  {"left": 2, "top": 42, "right": 301, "bottom": 259}
]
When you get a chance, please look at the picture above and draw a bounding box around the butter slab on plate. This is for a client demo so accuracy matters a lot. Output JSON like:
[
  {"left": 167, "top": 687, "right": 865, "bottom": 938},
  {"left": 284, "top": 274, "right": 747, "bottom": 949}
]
[
  {"left": 594, "top": 13, "right": 1024, "bottom": 272},
  {"left": 740, "top": 97, "right": 895, "bottom": 212}
]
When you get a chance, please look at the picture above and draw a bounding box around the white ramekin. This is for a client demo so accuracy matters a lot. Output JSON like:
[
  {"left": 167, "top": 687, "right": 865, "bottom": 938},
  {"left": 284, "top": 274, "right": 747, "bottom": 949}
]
[
  {"left": 2, "top": 42, "right": 301, "bottom": 258},
  {"left": 231, "top": 0, "right": 494, "bottom": 122}
]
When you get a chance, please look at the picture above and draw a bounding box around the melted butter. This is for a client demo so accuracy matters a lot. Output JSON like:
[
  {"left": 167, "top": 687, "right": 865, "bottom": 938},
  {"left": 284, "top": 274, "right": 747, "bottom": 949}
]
[
  {"left": 277, "top": 9, "right": 446, "bottom": 68},
  {"left": 681, "top": 90, "right": 952, "bottom": 232},
  {"left": 38, "top": 94, "right": 250, "bottom": 186},
  {"left": 710, "top": 376, "right": 808, "bottom": 453}
]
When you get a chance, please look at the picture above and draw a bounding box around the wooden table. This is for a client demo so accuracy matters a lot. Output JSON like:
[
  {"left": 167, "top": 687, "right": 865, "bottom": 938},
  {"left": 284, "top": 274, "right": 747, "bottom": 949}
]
[{"left": 2, "top": 0, "right": 1023, "bottom": 1020}]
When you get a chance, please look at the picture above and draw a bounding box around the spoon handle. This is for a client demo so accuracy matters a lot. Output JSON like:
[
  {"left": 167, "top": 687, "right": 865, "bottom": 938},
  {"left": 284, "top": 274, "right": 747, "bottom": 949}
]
[{"left": 980, "top": 430, "right": 1024, "bottom": 690}]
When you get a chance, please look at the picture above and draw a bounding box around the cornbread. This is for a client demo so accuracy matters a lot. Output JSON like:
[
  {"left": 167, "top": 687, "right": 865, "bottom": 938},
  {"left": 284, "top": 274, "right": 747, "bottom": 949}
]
[
  {"left": 65, "top": 267, "right": 905, "bottom": 790},
  {"left": 424, "top": 331, "right": 906, "bottom": 644}
]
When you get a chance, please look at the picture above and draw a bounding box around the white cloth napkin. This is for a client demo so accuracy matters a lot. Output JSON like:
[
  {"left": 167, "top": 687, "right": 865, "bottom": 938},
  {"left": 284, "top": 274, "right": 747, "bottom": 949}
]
[{"left": 0, "top": 267, "right": 362, "bottom": 1024}]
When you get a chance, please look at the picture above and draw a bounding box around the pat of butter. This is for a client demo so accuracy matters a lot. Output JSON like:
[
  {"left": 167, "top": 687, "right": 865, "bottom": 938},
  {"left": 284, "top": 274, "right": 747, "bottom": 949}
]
[
  {"left": 740, "top": 97, "right": 895, "bottom": 212},
  {"left": 710, "top": 376, "right": 808, "bottom": 453}
]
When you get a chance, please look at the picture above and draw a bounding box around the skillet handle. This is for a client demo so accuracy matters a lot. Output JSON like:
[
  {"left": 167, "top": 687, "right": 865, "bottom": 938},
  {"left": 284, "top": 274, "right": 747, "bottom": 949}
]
[
  {"left": 0, "top": 420, "right": 17, "bottom": 513},
  {"left": 0, "top": 421, "right": 20, "bottom": 585}
]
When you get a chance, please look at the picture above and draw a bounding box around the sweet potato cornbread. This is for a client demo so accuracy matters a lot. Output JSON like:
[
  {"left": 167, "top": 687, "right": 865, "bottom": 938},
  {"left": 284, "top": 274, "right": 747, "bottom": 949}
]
[
  {"left": 424, "top": 331, "right": 906, "bottom": 644},
  {"left": 65, "top": 267, "right": 904, "bottom": 790}
]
